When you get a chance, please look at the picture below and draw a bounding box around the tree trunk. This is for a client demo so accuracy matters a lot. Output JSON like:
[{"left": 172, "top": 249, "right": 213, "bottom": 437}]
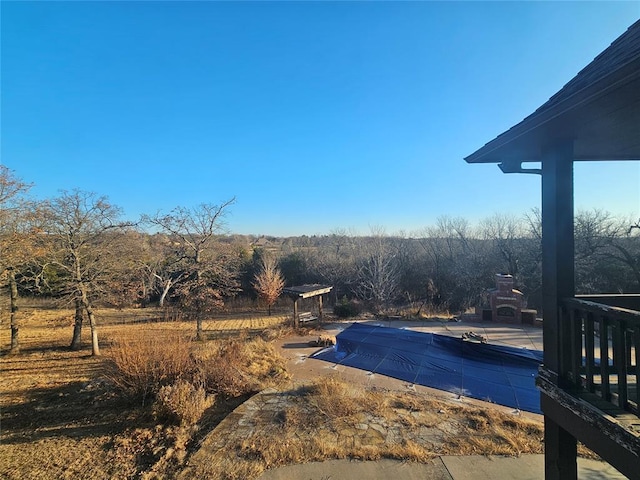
[
  {"left": 159, "top": 278, "right": 173, "bottom": 307},
  {"left": 196, "top": 316, "right": 203, "bottom": 341},
  {"left": 9, "top": 269, "right": 19, "bottom": 353},
  {"left": 88, "top": 308, "right": 100, "bottom": 356},
  {"left": 78, "top": 284, "right": 100, "bottom": 356},
  {"left": 70, "top": 296, "right": 84, "bottom": 350}
]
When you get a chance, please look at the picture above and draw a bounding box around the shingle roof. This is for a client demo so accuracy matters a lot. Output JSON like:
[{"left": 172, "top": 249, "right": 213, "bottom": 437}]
[
  {"left": 534, "top": 19, "right": 640, "bottom": 117},
  {"left": 465, "top": 20, "right": 640, "bottom": 164}
]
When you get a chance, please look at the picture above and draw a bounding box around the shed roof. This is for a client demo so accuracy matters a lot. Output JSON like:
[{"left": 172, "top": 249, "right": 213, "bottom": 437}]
[{"left": 465, "top": 20, "right": 640, "bottom": 164}]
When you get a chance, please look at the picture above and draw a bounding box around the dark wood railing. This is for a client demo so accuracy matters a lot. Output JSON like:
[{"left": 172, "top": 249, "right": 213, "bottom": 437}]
[{"left": 562, "top": 297, "right": 640, "bottom": 416}]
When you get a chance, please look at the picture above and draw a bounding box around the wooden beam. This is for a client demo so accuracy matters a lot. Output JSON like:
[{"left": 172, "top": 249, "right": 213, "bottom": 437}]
[
  {"left": 539, "top": 389, "right": 640, "bottom": 480},
  {"left": 544, "top": 416, "right": 577, "bottom": 480},
  {"left": 541, "top": 140, "right": 577, "bottom": 480},
  {"left": 542, "top": 140, "right": 575, "bottom": 372},
  {"left": 283, "top": 285, "right": 333, "bottom": 299}
]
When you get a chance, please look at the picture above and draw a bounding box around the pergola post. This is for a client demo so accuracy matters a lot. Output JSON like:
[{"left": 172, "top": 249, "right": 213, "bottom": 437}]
[
  {"left": 541, "top": 140, "right": 577, "bottom": 480},
  {"left": 293, "top": 298, "right": 299, "bottom": 329},
  {"left": 318, "top": 295, "right": 324, "bottom": 322}
]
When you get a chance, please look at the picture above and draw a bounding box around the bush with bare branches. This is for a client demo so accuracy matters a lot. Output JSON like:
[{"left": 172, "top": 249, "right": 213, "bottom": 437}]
[
  {"left": 107, "top": 331, "right": 289, "bottom": 406},
  {"left": 107, "top": 333, "right": 197, "bottom": 405}
]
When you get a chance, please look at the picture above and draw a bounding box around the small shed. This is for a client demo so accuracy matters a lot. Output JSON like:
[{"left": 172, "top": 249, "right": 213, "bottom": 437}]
[{"left": 283, "top": 284, "right": 333, "bottom": 328}]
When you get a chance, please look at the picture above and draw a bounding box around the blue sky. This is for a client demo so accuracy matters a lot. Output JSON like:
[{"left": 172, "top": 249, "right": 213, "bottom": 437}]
[{"left": 3, "top": 1, "right": 639, "bottom": 236}]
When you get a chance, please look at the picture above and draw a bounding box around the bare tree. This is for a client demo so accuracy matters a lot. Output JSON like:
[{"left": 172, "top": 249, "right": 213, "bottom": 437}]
[
  {"left": 99, "top": 231, "right": 152, "bottom": 308},
  {"left": 252, "top": 253, "right": 285, "bottom": 315},
  {"left": 356, "top": 227, "right": 400, "bottom": 313},
  {"left": 417, "top": 216, "right": 490, "bottom": 312},
  {"left": 136, "top": 233, "right": 188, "bottom": 308},
  {"left": 42, "top": 190, "right": 131, "bottom": 355},
  {"left": 574, "top": 209, "right": 640, "bottom": 292},
  {"left": 0, "top": 167, "right": 33, "bottom": 353},
  {"left": 479, "top": 213, "right": 525, "bottom": 277},
  {"left": 391, "top": 234, "right": 432, "bottom": 316},
  {"left": 615, "top": 217, "right": 640, "bottom": 288},
  {"left": 309, "top": 228, "right": 358, "bottom": 303},
  {"left": 142, "top": 199, "right": 240, "bottom": 339}
]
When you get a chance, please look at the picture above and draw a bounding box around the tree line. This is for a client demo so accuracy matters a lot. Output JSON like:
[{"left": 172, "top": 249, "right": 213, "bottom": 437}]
[{"left": 2, "top": 166, "right": 639, "bottom": 355}]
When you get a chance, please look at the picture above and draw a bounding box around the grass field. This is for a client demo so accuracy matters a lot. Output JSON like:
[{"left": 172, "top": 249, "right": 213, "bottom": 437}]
[{"left": 0, "top": 305, "right": 292, "bottom": 479}]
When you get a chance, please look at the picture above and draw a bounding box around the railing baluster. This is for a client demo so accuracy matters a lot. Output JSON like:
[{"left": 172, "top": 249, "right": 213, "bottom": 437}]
[
  {"left": 634, "top": 328, "right": 640, "bottom": 409},
  {"left": 561, "top": 297, "right": 639, "bottom": 416},
  {"left": 612, "top": 321, "right": 628, "bottom": 409},
  {"left": 627, "top": 329, "right": 634, "bottom": 372},
  {"left": 568, "top": 306, "right": 581, "bottom": 387},
  {"left": 599, "top": 315, "right": 610, "bottom": 401},
  {"left": 585, "top": 312, "right": 595, "bottom": 392}
]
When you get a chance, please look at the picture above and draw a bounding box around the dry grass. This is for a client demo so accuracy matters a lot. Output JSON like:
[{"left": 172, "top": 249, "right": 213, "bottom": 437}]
[
  {"left": 106, "top": 327, "right": 289, "bottom": 428},
  {"left": 306, "top": 376, "right": 373, "bottom": 417},
  {"left": 195, "top": 333, "right": 290, "bottom": 397},
  {"left": 0, "top": 306, "right": 291, "bottom": 480},
  {"left": 298, "top": 377, "right": 544, "bottom": 458},
  {"left": 378, "top": 304, "right": 455, "bottom": 321},
  {"left": 440, "top": 405, "right": 544, "bottom": 456},
  {"left": 183, "top": 376, "right": 547, "bottom": 480},
  {"left": 153, "top": 380, "right": 215, "bottom": 426}
]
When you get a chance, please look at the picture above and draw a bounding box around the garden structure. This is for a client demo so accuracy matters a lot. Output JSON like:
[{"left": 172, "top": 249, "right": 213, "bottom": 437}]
[
  {"left": 465, "top": 20, "right": 640, "bottom": 480},
  {"left": 282, "top": 284, "right": 333, "bottom": 328}
]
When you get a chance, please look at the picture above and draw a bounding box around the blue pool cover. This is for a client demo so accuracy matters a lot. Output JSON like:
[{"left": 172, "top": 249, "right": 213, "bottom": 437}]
[{"left": 312, "top": 323, "right": 543, "bottom": 414}]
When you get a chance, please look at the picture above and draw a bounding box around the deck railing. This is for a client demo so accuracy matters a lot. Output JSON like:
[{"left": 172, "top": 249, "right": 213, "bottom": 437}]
[{"left": 562, "top": 297, "right": 640, "bottom": 416}]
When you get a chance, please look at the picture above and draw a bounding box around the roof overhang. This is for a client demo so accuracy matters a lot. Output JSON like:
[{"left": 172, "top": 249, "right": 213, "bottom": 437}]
[{"left": 465, "top": 26, "right": 640, "bottom": 165}]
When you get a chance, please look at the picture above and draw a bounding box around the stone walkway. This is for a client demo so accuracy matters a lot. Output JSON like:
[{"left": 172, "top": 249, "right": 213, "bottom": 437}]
[{"left": 179, "top": 384, "right": 460, "bottom": 479}]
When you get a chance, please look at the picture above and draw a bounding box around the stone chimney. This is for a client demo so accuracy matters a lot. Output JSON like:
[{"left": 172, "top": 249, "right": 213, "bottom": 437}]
[{"left": 496, "top": 274, "right": 514, "bottom": 294}]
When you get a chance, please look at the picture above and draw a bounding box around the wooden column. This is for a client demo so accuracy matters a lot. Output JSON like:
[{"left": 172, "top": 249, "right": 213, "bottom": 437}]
[
  {"left": 318, "top": 295, "right": 324, "bottom": 322},
  {"left": 541, "top": 140, "right": 577, "bottom": 480},
  {"left": 293, "top": 298, "right": 299, "bottom": 329}
]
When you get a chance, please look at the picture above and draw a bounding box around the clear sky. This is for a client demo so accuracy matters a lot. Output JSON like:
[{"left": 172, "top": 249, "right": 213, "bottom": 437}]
[{"left": 2, "top": 1, "right": 639, "bottom": 236}]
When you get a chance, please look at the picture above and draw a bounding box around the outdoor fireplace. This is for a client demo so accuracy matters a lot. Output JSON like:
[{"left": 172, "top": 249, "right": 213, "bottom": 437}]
[{"left": 490, "top": 274, "right": 524, "bottom": 322}]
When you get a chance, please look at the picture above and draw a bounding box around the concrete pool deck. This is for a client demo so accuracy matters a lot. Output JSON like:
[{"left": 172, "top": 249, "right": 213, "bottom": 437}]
[{"left": 277, "top": 318, "right": 544, "bottom": 417}]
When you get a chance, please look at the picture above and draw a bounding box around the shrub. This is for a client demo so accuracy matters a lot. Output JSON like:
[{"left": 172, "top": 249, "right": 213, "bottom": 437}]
[
  {"left": 107, "top": 331, "right": 289, "bottom": 406},
  {"left": 333, "top": 296, "right": 362, "bottom": 318},
  {"left": 197, "top": 336, "right": 289, "bottom": 397},
  {"left": 106, "top": 332, "right": 196, "bottom": 405},
  {"left": 153, "top": 380, "right": 214, "bottom": 426}
]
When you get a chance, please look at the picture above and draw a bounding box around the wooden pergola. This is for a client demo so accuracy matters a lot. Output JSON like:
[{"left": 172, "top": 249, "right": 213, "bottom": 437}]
[
  {"left": 282, "top": 284, "right": 333, "bottom": 328},
  {"left": 465, "top": 20, "right": 640, "bottom": 480}
]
